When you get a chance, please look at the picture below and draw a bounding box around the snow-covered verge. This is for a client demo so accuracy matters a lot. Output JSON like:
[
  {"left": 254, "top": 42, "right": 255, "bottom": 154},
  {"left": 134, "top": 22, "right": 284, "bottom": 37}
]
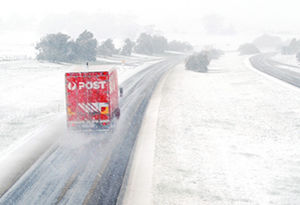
[
  {"left": 120, "top": 65, "right": 170, "bottom": 205},
  {"left": 123, "top": 53, "right": 300, "bottom": 205},
  {"left": 271, "top": 53, "right": 300, "bottom": 67},
  {"left": 0, "top": 60, "right": 70, "bottom": 156}
]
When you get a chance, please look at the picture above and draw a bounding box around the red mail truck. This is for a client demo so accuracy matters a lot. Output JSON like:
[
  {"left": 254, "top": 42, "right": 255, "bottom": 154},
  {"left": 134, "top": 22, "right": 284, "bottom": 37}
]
[{"left": 65, "top": 68, "right": 121, "bottom": 129}]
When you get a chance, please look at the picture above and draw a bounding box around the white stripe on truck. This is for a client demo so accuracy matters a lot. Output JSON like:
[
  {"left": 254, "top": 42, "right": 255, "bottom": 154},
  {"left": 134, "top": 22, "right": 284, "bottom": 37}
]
[
  {"left": 78, "top": 103, "right": 108, "bottom": 113},
  {"left": 88, "top": 103, "right": 99, "bottom": 112},
  {"left": 78, "top": 103, "right": 89, "bottom": 113}
]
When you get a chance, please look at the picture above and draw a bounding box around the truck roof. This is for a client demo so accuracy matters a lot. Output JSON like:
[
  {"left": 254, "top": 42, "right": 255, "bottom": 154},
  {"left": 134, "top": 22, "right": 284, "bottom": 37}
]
[{"left": 66, "top": 65, "right": 117, "bottom": 77}]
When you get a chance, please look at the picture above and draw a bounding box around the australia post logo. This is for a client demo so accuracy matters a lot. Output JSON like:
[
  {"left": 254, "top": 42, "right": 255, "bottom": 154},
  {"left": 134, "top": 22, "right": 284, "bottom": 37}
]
[{"left": 67, "top": 81, "right": 106, "bottom": 91}]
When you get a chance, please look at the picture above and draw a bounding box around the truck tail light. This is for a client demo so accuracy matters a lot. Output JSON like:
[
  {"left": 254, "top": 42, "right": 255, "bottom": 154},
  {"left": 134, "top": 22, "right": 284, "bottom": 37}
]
[
  {"left": 101, "top": 106, "right": 109, "bottom": 114},
  {"left": 67, "top": 107, "right": 75, "bottom": 115}
]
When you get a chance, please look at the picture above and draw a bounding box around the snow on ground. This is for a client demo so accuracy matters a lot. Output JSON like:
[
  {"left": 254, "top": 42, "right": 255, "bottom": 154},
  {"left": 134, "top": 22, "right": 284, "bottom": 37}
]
[
  {"left": 0, "top": 44, "right": 36, "bottom": 61},
  {"left": 0, "top": 60, "right": 69, "bottom": 156},
  {"left": 271, "top": 53, "right": 300, "bottom": 67},
  {"left": 124, "top": 52, "right": 300, "bottom": 205},
  {"left": 0, "top": 55, "right": 161, "bottom": 158},
  {"left": 97, "top": 53, "right": 162, "bottom": 66}
]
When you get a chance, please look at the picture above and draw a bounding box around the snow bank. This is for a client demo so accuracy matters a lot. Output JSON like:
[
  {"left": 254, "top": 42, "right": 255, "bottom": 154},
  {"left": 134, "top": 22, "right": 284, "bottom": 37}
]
[
  {"left": 121, "top": 64, "right": 170, "bottom": 205},
  {"left": 123, "top": 53, "right": 300, "bottom": 204}
]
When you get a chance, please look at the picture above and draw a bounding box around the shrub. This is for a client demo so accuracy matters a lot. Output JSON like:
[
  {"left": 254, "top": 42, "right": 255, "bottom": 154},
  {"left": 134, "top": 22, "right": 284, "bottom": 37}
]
[
  {"left": 134, "top": 33, "right": 154, "bottom": 55},
  {"left": 97, "top": 39, "right": 119, "bottom": 57},
  {"left": 134, "top": 33, "right": 170, "bottom": 55},
  {"left": 185, "top": 53, "right": 210, "bottom": 72},
  {"left": 36, "top": 33, "right": 72, "bottom": 62},
  {"left": 75, "top": 30, "right": 98, "bottom": 61},
  {"left": 120, "top": 38, "right": 135, "bottom": 56}
]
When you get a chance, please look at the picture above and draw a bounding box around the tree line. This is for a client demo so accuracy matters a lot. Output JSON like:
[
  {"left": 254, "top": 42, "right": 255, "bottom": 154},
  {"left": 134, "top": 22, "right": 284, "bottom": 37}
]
[
  {"left": 238, "top": 34, "right": 300, "bottom": 62},
  {"left": 35, "top": 30, "right": 193, "bottom": 63}
]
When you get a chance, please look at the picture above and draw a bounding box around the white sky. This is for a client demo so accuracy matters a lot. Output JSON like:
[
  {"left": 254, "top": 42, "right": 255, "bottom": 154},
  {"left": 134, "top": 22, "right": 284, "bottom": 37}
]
[
  {"left": 1, "top": 0, "right": 300, "bottom": 47},
  {"left": 1, "top": 0, "right": 298, "bottom": 24}
]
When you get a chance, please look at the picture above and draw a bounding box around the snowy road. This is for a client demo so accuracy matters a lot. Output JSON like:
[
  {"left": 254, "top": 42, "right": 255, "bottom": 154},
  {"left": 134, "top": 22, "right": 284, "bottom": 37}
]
[
  {"left": 0, "top": 56, "right": 183, "bottom": 205},
  {"left": 250, "top": 53, "right": 300, "bottom": 88}
]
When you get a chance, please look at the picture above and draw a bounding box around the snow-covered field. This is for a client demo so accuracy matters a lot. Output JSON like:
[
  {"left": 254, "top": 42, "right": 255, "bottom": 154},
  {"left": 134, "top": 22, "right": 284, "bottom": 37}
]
[
  {"left": 0, "top": 55, "right": 162, "bottom": 157},
  {"left": 124, "top": 53, "right": 300, "bottom": 205},
  {"left": 0, "top": 60, "right": 69, "bottom": 156},
  {"left": 0, "top": 44, "right": 36, "bottom": 61}
]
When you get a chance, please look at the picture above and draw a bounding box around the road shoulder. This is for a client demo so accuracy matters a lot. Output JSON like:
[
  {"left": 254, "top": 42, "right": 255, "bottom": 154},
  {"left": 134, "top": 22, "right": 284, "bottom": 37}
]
[{"left": 121, "top": 64, "right": 176, "bottom": 205}]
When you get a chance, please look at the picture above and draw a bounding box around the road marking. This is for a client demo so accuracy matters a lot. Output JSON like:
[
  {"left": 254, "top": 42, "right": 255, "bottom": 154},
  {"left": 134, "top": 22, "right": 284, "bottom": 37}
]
[{"left": 55, "top": 171, "right": 79, "bottom": 205}]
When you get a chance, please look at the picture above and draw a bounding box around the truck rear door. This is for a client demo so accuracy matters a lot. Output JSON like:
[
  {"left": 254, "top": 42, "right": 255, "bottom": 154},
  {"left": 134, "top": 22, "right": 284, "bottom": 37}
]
[{"left": 65, "top": 72, "right": 109, "bottom": 127}]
